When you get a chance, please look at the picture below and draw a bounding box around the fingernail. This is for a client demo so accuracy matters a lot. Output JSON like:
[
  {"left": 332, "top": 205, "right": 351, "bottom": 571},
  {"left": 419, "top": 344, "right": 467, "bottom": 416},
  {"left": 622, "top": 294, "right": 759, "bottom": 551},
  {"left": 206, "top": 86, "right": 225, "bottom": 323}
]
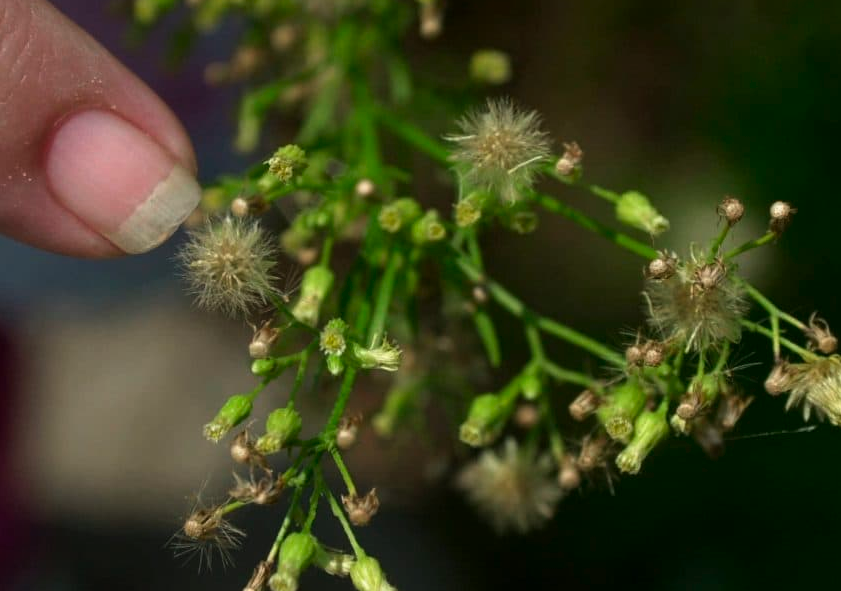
[{"left": 46, "top": 110, "right": 201, "bottom": 254}]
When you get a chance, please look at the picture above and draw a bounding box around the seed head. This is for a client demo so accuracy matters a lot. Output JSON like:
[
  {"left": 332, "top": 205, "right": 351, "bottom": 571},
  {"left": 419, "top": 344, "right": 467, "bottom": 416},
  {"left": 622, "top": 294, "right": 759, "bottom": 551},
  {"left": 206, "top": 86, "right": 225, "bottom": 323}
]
[
  {"left": 643, "top": 341, "right": 666, "bottom": 367},
  {"left": 576, "top": 433, "right": 610, "bottom": 471},
  {"left": 764, "top": 360, "right": 797, "bottom": 395},
  {"left": 230, "top": 472, "right": 285, "bottom": 505},
  {"left": 555, "top": 141, "right": 583, "bottom": 178},
  {"left": 447, "top": 98, "right": 551, "bottom": 203},
  {"left": 178, "top": 217, "right": 279, "bottom": 318},
  {"left": 716, "top": 393, "right": 754, "bottom": 431},
  {"left": 625, "top": 344, "right": 645, "bottom": 366},
  {"left": 457, "top": 438, "right": 563, "bottom": 533},
  {"left": 769, "top": 200, "right": 796, "bottom": 236},
  {"left": 717, "top": 197, "right": 745, "bottom": 226},
  {"left": 169, "top": 502, "right": 246, "bottom": 571},
  {"left": 783, "top": 356, "right": 841, "bottom": 424},
  {"left": 231, "top": 194, "right": 270, "bottom": 218},
  {"left": 342, "top": 489, "right": 380, "bottom": 526},
  {"left": 645, "top": 251, "right": 678, "bottom": 281}
]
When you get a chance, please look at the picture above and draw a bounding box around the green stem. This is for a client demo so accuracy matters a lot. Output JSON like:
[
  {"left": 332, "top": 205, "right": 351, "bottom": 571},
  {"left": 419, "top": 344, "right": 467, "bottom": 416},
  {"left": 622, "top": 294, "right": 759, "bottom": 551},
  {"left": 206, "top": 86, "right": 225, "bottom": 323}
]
[
  {"left": 740, "top": 319, "right": 817, "bottom": 361},
  {"left": 330, "top": 447, "right": 357, "bottom": 496},
  {"left": 374, "top": 105, "right": 451, "bottom": 165},
  {"left": 713, "top": 340, "right": 731, "bottom": 373},
  {"left": 219, "top": 500, "right": 247, "bottom": 515},
  {"left": 267, "top": 481, "right": 306, "bottom": 562},
  {"left": 725, "top": 231, "right": 775, "bottom": 259},
  {"left": 709, "top": 223, "right": 730, "bottom": 258},
  {"left": 324, "top": 477, "right": 364, "bottom": 557},
  {"left": 303, "top": 480, "right": 322, "bottom": 532},
  {"left": 367, "top": 249, "right": 402, "bottom": 342},
  {"left": 320, "top": 235, "right": 335, "bottom": 267},
  {"left": 288, "top": 345, "right": 313, "bottom": 406},
  {"left": 540, "top": 395, "right": 564, "bottom": 460},
  {"left": 737, "top": 278, "right": 806, "bottom": 330},
  {"left": 541, "top": 360, "right": 598, "bottom": 389},
  {"left": 525, "top": 322, "right": 545, "bottom": 363}
]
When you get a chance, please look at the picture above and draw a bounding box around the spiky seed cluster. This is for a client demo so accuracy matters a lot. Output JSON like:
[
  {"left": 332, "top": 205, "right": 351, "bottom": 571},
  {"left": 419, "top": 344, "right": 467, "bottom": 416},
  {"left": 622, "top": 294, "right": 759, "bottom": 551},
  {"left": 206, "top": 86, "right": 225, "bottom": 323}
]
[
  {"left": 457, "top": 438, "right": 562, "bottom": 533},
  {"left": 178, "top": 217, "right": 279, "bottom": 318},
  {"left": 644, "top": 252, "right": 747, "bottom": 351},
  {"left": 777, "top": 356, "right": 841, "bottom": 424},
  {"left": 447, "top": 98, "right": 551, "bottom": 203},
  {"left": 169, "top": 504, "right": 246, "bottom": 571}
]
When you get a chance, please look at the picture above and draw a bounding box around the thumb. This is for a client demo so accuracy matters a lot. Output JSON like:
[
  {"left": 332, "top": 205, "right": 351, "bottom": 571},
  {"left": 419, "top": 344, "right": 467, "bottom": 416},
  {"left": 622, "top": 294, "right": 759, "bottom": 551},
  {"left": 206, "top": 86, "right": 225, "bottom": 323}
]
[{"left": 0, "top": 0, "right": 200, "bottom": 257}]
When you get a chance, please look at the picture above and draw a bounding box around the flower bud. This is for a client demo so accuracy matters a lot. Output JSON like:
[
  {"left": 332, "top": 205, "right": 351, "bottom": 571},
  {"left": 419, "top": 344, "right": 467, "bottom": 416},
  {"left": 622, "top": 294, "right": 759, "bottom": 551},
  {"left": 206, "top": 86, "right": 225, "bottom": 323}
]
[
  {"left": 769, "top": 200, "right": 796, "bottom": 235},
  {"left": 256, "top": 406, "right": 302, "bottom": 454},
  {"left": 513, "top": 403, "right": 540, "bottom": 429},
  {"left": 670, "top": 413, "right": 691, "bottom": 434},
  {"left": 625, "top": 343, "right": 644, "bottom": 366},
  {"left": 292, "top": 266, "right": 334, "bottom": 326},
  {"left": 615, "top": 401, "right": 669, "bottom": 475},
  {"left": 615, "top": 191, "right": 670, "bottom": 236},
  {"left": 343, "top": 489, "right": 380, "bottom": 526},
  {"left": 459, "top": 393, "right": 511, "bottom": 447},
  {"left": 349, "top": 337, "right": 402, "bottom": 372},
  {"left": 454, "top": 192, "right": 487, "bottom": 227},
  {"left": 355, "top": 178, "right": 376, "bottom": 198},
  {"left": 230, "top": 431, "right": 254, "bottom": 465},
  {"left": 508, "top": 210, "right": 538, "bottom": 234},
  {"left": 270, "top": 532, "right": 317, "bottom": 591},
  {"left": 596, "top": 380, "right": 647, "bottom": 442},
  {"left": 314, "top": 547, "right": 354, "bottom": 577},
  {"left": 266, "top": 145, "right": 308, "bottom": 184},
  {"left": 411, "top": 210, "right": 447, "bottom": 244},
  {"left": 643, "top": 341, "right": 665, "bottom": 367},
  {"left": 204, "top": 394, "right": 253, "bottom": 442},
  {"left": 327, "top": 354, "right": 345, "bottom": 376},
  {"left": 555, "top": 141, "right": 583, "bottom": 178},
  {"left": 717, "top": 197, "right": 744, "bottom": 226},
  {"left": 569, "top": 389, "right": 601, "bottom": 421},
  {"left": 519, "top": 370, "right": 542, "bottom": 400},
  {"left": 378, "top": 198, "right": 422, "bottom": 233},
  {"left": 677, "top": 374, "right": 720, "bottom": 419},
  {"left": 350, "top": 555, "right": 396, "bottom": 591},
  {"left": 469, "top": 49, "right": 511, "bottom": 85},
  {"left": 250, "top": 320, "right": 282, "bottom": 359},
  {"left": 336, "top": 414, "right": 362, "bottom": 450}
]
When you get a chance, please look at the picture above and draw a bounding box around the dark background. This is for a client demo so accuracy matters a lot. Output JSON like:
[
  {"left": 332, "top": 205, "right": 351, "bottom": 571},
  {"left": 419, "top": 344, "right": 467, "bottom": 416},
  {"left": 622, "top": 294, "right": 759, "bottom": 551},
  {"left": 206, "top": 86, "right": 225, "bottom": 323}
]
[{"left": 2, "top": 1, "right": 840, "bottom": 589}]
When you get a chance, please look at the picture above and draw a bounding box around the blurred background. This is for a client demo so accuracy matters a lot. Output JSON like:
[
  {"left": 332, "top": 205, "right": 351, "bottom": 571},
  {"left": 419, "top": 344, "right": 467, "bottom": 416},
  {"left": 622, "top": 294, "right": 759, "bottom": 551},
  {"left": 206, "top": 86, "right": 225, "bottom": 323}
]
[{"left": 2, "top": 1, "right": 841, "bottom": 589}]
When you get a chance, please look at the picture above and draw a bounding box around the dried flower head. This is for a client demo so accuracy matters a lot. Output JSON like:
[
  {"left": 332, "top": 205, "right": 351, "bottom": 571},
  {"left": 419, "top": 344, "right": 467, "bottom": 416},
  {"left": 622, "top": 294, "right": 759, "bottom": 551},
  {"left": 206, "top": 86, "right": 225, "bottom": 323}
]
[
  {"left": 644, "top": 250, "right": 747, "bottom": 351},
  {"left": 342, "top": 489, "right": 380, "bottom": 526},
  {"left": 513, "top": 403, "right": 540, "bottom": 429},
  {"left": 769, "top": 200, "right": 796, "bottom": 235},
  {"left": 645, "top": 251, "right": 678, "bottom": 281},
  {"left": 336, "top": 413, "right": 362, "bottom": 450},
  {"left": 716, "top": 393, "right": 754, "bottom": 431},
  {"left": 178, "top": 217, "right": 279, "bottom": 318},
  {"left": 229, "top": 430, "right": 268, "bottom": 471},
  {"left": 250, "top": 320, "right": 282, "bottom": 359},
  {"left": 577, "top": 433, "right": 611, "bottom": 471},
  {"left": 717, "top": 197, "right": 745, "bottom": 226},
  {"left": 229, "top": 472, "right": 285, "bottom": 505},
  {"left": 805, "top": 313, "right": 838, "bottom": 355},
  {"left": 555, "top": 141, "right": 583, "bottom": 177},
  {"left": 783, "top": 356, "right": 841, "bottom": 424},
  {"left": 457, "top": 438, "right": 562, "bottom": 533},
  {"left": 447, "top": 98, "right": 551, "bottom": 203},
  {"left": 569, "top": 389, "right": 601, "bottom": 421},
  {"left": 244, "top": 560, "right": 275, "bottom": 591},
  {"left": 765, "top": 360, "right": 797, "bottom": 395},
  {"left": 557, "top": 454, "right": 581, "bottom": 491},
  {"left": 169, "top": 500, "right": 246, "bottom": 571}
]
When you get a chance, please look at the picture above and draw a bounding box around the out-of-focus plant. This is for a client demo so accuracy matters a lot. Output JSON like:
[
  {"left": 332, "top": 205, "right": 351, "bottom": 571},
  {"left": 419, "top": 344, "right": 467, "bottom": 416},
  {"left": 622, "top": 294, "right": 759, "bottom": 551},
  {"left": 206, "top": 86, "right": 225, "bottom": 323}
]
[{"left": 135, "top": 0, "right": 837, "bottom": 587}]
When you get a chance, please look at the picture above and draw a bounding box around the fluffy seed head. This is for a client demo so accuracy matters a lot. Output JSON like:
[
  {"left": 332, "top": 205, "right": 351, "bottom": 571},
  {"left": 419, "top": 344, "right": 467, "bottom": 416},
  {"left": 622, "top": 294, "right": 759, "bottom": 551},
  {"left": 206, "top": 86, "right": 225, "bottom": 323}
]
[
  {"left": 644, "top": 251, "right": 747, "bottom": 351},
  {"left": 178, "top": 217, "right": 279, "bottom": 318},
  {"left": 783, "top": 356, "right": 841, "bottom": 425},
  {"left": 457, "top": 438, "right": 563, "bottom": 533},
  {"left": 169, "top": 502, "right": 246, "bottom": 572},
  {"left": 447, "top": 98, "right": 551, "bottom": 203}
]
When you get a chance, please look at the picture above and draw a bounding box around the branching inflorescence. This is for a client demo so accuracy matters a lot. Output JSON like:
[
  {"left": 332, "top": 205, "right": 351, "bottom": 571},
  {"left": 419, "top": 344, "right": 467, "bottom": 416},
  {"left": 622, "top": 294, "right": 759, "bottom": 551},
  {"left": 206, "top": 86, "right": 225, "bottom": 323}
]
[{"left": 133, "top": 0, "right": 838, "bottom": 588}]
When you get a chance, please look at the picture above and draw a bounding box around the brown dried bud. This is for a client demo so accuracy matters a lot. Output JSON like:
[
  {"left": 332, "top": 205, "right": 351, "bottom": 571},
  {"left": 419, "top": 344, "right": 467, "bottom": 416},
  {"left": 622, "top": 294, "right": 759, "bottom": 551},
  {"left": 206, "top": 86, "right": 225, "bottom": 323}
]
[
  {"left": 558, "top": 454, "right": 581, "bottom": 491},
  {"left": 693, "top": 260, "right": 727, "bottom": 292},
  {"left": 183, "top": 509, "right": 219, "bottom": 540},
  {"left": 297, "top": 247, "right": 319, "bottom": 267},
  {"left": 764, "top": 360, "right": 796, "bottom": 396},
  {"left": 643, "top": 341, "right": 665, "bottom": 367},
  {"left": 769, "top": 200, "right": 796, "bottom": 235},
  {"left": 717, "top": 197, "right": 745, "bottom": 226},
  {"left": 244, "top": 560, "right": 275, "bottom": 591},
  {"left": 555, "top": 141, "right": 583, "bottom": 177},
  {"left": 230, "top": 473, "right": 284, "bottom": 505},
  {"left": 514, "top": 403, "right": 540, "bottom": 429},
  {"left": 625, "top": 344, "right": 644, "bottom": 366},
  {"left": 342, "top": 489, "right": 380, "bottom": 526},
  {"left": 569, "top": 389, "right": 601, "bottom": 421},
  {"left": 231, "top": 194, "right": 270, "bottom": 218},
  {"left": 805, "top": 313, "right": 838, "bottom": 355},
  {"left": 355, "top": 179, "right": 376, "bottom": 198},
  {"left": 336, "top": 413, "right": 362, "bottom": 450},
  {"left": 230, "top": 431, "right": 252, "bottom": 464},
  {"left": 419, "top": 3, "right": 443, "bottom": 38},
  {"left": 577, "top": 433, "right": 610, "bottom": 471},
  {"left": 716, "top": 394, "right": 754, "bottom": 431},
  {"left": 249, "top": 320, "right": 281, "bottom": 359},
  {"left": 676, "top": 389, "right": 705, "bottom": 420},
  {"left": 645, "top": 251, "right": 678, "bottom": 281}
]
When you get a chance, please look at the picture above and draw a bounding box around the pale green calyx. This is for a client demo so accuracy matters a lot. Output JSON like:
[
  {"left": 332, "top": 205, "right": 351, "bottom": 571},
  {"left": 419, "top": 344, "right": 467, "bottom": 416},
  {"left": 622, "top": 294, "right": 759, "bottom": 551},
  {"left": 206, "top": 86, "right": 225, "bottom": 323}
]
[
  {"left": 292, "top": 266, "right": 335, "bottom": 326},
  {"left": 377, "top": 198, "right": 422, "bottom": 233},
  {"left": 616, "top": 401, "right": 670, "bottom": 474},
  {"left": 269, "top": 532, "right": 318, "bottom": 591},
  {"left": 256, "top": 406, "right": 302, "bottom": 454},
  {"left": 454, "top": 192, "right": 487, "bottom": 227},
  {"left": 469, "top": 49, "right": 512, "bottom": 85},
  {"left": 350, "top": 556, "right": 397, "bottom": 591},
  {"left": 203, "top": 394, "right": 253, "bottom": 442},
  {"left": 459, "top": 393, "right": 512, "bottom": 447},
  {"left": 596, "top": 380, "right": 647, "bottom": 443},
  {"left": 411, "top": 210, "right": 447, "bottom": 244},
  {"left": 615, "top": 191, "right": 670, "bottom": 236},
  {"left": 266, "top": 144, "right": 308, "bottom": 184},
  {"left": 350, "top": 336, "right": 402, "bottom": 372}
]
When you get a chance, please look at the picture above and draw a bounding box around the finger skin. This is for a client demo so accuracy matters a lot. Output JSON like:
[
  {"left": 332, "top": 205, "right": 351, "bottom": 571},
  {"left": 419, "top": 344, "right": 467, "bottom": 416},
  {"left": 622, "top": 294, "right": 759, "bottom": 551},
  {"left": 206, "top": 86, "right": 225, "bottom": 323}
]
[{"left": 0, "top": 0, "right": 197, "bottom": 257}]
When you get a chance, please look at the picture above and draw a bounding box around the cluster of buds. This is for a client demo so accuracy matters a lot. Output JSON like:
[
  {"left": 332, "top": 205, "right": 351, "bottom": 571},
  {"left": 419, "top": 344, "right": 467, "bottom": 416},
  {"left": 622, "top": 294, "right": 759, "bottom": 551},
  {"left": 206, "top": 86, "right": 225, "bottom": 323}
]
[
  {"left": 625, "top": 339, "right": 667, "bottom": 368},
  {"left": 555, "top": 141, "right": 583, "bottom": 178},
  {"left": 342, "top": 489, "right": 380, "bottom": 526}
]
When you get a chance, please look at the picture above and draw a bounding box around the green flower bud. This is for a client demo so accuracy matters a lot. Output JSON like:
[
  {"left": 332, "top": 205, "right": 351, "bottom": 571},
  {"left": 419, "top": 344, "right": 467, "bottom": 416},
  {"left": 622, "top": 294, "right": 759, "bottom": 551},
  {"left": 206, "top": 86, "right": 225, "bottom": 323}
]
[
  {"left": 349, "top": 337, "right": 402, "bottom": 372},
  {"left": 320, "top": 318, "right": 349, "bottom": 356},
  {"left": 411, "top": 210, "right": 447, "bottom": 245},
  {"left": 454, "top": 192, "right": 488, "bottom": 228},
  {"left": 203, "top": 394, "right": 253, "bottom": 442},
  {"left": 519, "top": 371, "right": 542, "bottom": 401},
  {"left": 350, "top": 556, "right": 396, "bottom": 591},
  {"left": 256, "top": 406, "right": 302, "bottom": 454},
  {"left": 377, "top": 198, "right": 422, "bottom": 233},
  {"left": 615, "top": 191, "right": 670, "bottom": 236},
  {"left": 372, "top": 386, "right": 417, "bottom": 438},
  {"left": 292, "top": 266, "right": 334, "bottom": 326},
  {"left": 616, "top": 401, "right": 669, "bottom": 474},
  {"left": 459, "top": 393, "right": 512, "bottom": 447},
  {"left": 252, "top": 358, "right": 277, "bottom": 376},
  {"left": 677, "top": 373, "right": 721, "bottom": 420},
  {"left": 314, "top": 545, "right": 354, "bottom": 576},
  {"left": 266, "top": 144, "right": 308, "bottom": 184},
  {"left": 508, "top": 210, "right": 538, "bottom": 234},
  {"left": 269, "top": 532, "right": 317, "bottom": 591},
  {"left": 327, "top": 354, "right": 345, "bottom": 376},
  {"left": 596, "top": 380, "right": 647, "bottom": 443},
  {"left": 469, "top": 49, "right": 512, "bottom": 85}
]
